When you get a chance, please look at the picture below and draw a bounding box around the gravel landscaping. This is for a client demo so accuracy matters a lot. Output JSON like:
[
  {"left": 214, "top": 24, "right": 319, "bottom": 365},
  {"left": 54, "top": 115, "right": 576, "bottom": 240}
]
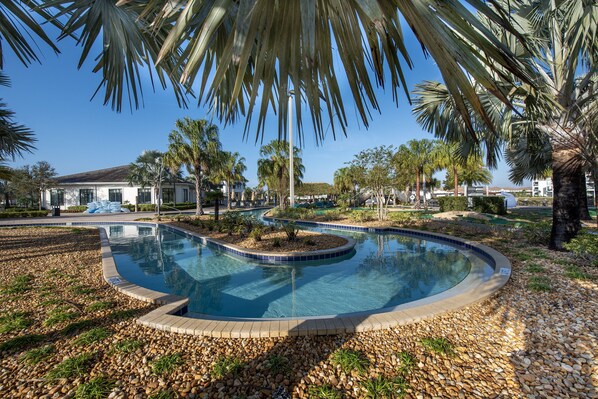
[{"left": 0, "top": 225, "right": 596, "bottom": 398}]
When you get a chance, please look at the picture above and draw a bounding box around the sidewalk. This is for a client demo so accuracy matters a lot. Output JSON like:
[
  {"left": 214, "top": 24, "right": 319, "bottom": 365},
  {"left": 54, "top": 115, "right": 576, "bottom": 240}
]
[{"left": 0, "top": 207, "right": 216, "bottom": 226}]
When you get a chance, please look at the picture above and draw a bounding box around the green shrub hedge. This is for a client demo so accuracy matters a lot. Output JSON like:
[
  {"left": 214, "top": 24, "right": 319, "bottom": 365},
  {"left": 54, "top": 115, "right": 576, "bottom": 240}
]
[
  {"left": 471, "top": 196, "right": 507, "bottom": 215},
  {"left": 0, "top": 210, "right": 48, "bottom": 218},
  {"left": 438, "top": 197, "right": 468, "bottom": 212}
]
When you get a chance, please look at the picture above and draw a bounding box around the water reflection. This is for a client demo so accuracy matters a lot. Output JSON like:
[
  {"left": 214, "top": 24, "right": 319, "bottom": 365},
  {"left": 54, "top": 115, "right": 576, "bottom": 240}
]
[{"left": 110, "top": 225, "right": 477, "bottom": 318}]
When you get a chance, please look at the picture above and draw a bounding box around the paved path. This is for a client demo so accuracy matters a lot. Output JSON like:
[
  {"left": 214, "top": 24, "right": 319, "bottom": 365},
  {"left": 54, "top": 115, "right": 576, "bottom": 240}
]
[{"left": 0, "top": 208, "right": 217, "bottom": 226}]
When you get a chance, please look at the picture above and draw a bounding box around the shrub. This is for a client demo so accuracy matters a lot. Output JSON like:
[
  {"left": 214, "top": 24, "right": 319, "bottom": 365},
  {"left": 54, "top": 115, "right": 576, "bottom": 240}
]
[
  {"left": 272, "top": 238, "right": 282, "bottom": 248},
  {"left": 360, "top": 375, "right": 409, "bottom": 399},
  {"left": 283, "top": 222, "right": 300, "bottom": 241},
  {"left": 437, "top": 197, "right": 468, "bottom": 212},
  {"left": 420, "top": 337, "right": 455, "bottom": 356},
  {"left": 151, "top": 353, "right": 183, "bottom": 375},
  {"left": 211, "top": 356, "right": 244, "bottom": 378},
  {"left": 388, "top": 212, "right": 417, "bottom": 225},
  {"left": 528, "top": 276, "right": 551, "bottom": 292},
  {"left": 330, "top": 349, "right": 369, "bottom": 374},
  {"left": 0, "top": 334, "right": 44, "bottom": 352},
  {"left": 521, "top": 221, "right": 552, "bottom": 246},
  {"left": 0, "top": 210, "right": 48, "bottom": 218},
  {"left": 46, "top": 353, "right": 95, "bottom": 379},
  {"left": 73, "top": 328, "right": 111, "bottom": 346},
  {"left": 22, "top": 344, "right": 55, "bottom": 365},
  {"left": 351, "top": 210, "right": 375, "bottom": 223},
  {"left": 2, "top": 274, "right": 33, "bottom": 294},
  {"left": 249, "top": 226, "right": 264, "bottom": 242},
  {"left": 471, "top": 196, "right": 507, "bottom": 215},
  {"left": 75, "top": 377, "right": 114, "bottom": 399},
  {"left": 0, "top": 311, "right": 32, "bottom": 333},
  {"left": 563, "top": 232, "right": 598, "bottom": 265},
  {"left": 264, "top": 354, "right": 290, "bottom": 374},
  {"left": 66, "top": 206, "right": 88, "bottom": 213},
  {"left": 113, "top": 339, "right": 143, "bottom": 353},
  {"left": 396, "top": 351, "right": 416, "bottom": 375},
  {"left": 307, "top": 385, "right": 342, "bottom": 399}
]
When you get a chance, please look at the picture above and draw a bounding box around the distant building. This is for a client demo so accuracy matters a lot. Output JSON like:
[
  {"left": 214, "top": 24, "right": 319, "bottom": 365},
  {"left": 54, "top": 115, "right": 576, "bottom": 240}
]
[
  {"left": 44, "top": 165, "right": 196, "bottom": 209},
  {"left": 532, "top": 176, "right": 595, "bottom": 198}
]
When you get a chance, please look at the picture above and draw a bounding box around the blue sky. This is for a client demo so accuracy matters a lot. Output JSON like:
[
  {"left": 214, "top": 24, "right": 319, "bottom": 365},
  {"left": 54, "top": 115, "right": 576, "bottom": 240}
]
[{"left": 3, "top": 23, "right": 523, "bottom": 189}]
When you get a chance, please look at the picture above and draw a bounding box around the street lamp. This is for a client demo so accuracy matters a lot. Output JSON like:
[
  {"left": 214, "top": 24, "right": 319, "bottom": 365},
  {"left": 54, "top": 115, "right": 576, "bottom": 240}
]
[
  {"left": 156, "top": 157, "right": 164, "bottom": 216},
  {"left": 288, "top": 90, "right": 295, "bottom": 208}
]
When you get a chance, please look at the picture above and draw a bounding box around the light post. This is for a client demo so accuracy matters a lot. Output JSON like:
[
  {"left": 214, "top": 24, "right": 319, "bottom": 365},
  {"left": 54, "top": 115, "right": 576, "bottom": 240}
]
[
  {"left": 156, "top": 157, "right": 164, "bottom": 216},
  {"left": 288, "top": 90, "right": 295, "bottom": 208}
]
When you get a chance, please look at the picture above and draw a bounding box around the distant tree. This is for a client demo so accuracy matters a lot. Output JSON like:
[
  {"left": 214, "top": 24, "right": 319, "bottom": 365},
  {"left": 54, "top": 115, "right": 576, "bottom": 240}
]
[
  {"left": 128, "top": 150, "right": 168, "bottom": 213},
  {"left": 349, "top": 146, "right": 395, "bottom": 221},
  {"left": 31, "top": 161, "right": 57, "bottom": 210},
  {"left": 394, "top": 139, "right": 436, "bottom": 207},
  {"left": 6, "top": 166, "right": 37, "bottom": 208},
  {"left": 257, "top": 140, "right": 304, "bottom": 210},
  {"left": 167, "top": 118, "right": 222, "bottom": 215},
  {"left": 216, "top": 151, "right": 247, "bottom": 210}
]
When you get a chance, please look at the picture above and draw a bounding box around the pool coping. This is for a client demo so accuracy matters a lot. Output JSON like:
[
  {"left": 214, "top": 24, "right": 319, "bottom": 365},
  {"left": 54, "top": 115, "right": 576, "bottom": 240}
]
[
  {"left": 1, "top": 219, "right": 511, "bottom": 337},
  {"left": 98, "top": 220, "right": 512, "bottom": 338},
  {"left": 160, "top": 223, "right": 357, "bottom": 263}
]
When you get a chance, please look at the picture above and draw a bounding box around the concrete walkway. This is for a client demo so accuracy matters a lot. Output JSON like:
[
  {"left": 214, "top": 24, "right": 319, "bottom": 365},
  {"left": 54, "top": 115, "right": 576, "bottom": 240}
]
[{"left": 0, "top": 208, "right": 216, "bottom": 226}]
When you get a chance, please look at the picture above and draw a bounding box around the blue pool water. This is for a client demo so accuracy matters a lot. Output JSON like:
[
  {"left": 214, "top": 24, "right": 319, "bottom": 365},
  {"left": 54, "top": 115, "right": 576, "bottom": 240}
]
[{"left": 107, "top": 214, "right": 489, "bottom": 318}]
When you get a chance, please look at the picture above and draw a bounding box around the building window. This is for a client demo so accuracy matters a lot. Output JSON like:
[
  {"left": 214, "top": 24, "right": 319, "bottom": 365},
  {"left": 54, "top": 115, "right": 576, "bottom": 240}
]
[
  {"left": 162, "top": 188, "right": 174, "bottom": 204},
  {"left": 108, "top": 189, "right": 122, "bottom": 203},
  {"left": 137, "top": 188, "right": 151, "bottom": 204},
  {"left": 50, "top": 189, "right": 65, "bottom": 206},
  {"left": 182, "top": 188, "right": 189, "bottom": 203},
  {"left": 79, "top": 189, "right": 94, "bottom": 205}
]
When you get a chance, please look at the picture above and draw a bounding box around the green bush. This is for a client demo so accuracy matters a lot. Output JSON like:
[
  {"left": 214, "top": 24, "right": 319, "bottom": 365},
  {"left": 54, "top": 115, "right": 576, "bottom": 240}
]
[
  {"left": 563, "top": 232, "right": 598, "bottom": 266},
  {"left": 521, "top": 221, "right": 552, "bottom": 246},
  {"left": 283, "top": 222, "right": 300, "bottom": 241},
  {"left": 66, "top": 206, "right": 88, "bottom": 213},
  {"left": 271, "top": 207, "right": 315, "bottom": 220},
  {"left": 471, "top": 196, "right": 506, "bottom": 215},
  {"left": 437, "top": 197, "right": 468, "bottom": 212},
  {"left": 0, "top": 210, "right": 48, "bottom": 218},
  {"left": 350, "top": 210, "right": 375, "bottom": 223}
]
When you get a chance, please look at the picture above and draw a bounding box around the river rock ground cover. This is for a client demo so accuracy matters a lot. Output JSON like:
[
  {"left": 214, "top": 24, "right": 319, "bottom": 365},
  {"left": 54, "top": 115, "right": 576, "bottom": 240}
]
[{"left": 0, "top": 223, "right": 596, "bottom": 399}]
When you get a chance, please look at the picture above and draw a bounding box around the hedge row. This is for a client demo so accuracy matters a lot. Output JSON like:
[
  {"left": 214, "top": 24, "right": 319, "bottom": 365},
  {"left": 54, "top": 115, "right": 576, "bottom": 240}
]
[
  {"left": 438, "top": 197, "right": 468, "bottom": 212},
  {"left": 0, "top": 210, "right": 48, "bottom": 218},
  {"left": 472, "top": 196, "right": 507, "bottom": 215},
  {"left": 438, "top": 196, "right": 507, "bottom": 215}
]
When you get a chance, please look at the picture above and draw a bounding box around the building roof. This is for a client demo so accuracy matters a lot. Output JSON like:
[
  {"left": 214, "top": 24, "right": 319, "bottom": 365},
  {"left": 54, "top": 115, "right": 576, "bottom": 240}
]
[
  {"left": 56, "top": 165, "right": 192, "bottom": 185},
  {"left": 56, "top": 165, "right": 132, "bottom": 183}
]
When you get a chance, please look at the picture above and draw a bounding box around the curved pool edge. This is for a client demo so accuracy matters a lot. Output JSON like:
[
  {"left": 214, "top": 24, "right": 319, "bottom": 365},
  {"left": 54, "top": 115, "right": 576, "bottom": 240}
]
[
  {"left": 162, "top": 223, "right": 357, "bottom": 263},
  {"left": 97, "top": 222, "right": 512, "bottom": 338}
]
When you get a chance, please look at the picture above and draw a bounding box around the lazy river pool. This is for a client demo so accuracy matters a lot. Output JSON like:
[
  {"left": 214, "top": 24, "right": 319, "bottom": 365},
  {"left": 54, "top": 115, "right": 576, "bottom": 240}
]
[{"left": 106, "top": 211, "right": 492, "bottom": 319}]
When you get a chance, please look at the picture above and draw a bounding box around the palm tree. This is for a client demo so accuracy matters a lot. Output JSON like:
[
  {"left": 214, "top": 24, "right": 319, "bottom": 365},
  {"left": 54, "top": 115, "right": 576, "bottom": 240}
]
[
  {"left": 334, "top": 166, "right": 360, "bottom": 207},
  {"left": 167, "top": 118, "right": 222, "bottom": 215},
  {"left": 216, "top": 151, "right": 247, "bottom": 210},
  {"left": 257, "top": 140, "right": 304, "bottom": 210},
  {"left": 128, "top": 150, "right": 168, "bottom": 214},
  {"left": 7, "top": 2, "right": 535, "bottom": 142},
  {"left": 394, "top": 139, "right": 436, "bottom": 207},
  {"left": 413, "top": 1, "right": 597, "bottom": 249}
]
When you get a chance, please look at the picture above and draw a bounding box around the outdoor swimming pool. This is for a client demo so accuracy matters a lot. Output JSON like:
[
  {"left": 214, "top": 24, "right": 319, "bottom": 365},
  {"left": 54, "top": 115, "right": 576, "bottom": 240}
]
[{"left": 107, "top": 212, "right": 492, "bottom": 319}]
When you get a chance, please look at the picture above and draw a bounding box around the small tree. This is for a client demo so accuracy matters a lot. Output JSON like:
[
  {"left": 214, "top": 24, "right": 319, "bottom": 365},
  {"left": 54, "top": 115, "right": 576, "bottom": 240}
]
[
  {"left": 31, "top": 161, "right": 57, "bottom": 210},
  {"left": 128, "top": 150, "right": 168, "bottom": 214},
  {"left": 349, "top": 146, "right": 396, "bottom": 221}
]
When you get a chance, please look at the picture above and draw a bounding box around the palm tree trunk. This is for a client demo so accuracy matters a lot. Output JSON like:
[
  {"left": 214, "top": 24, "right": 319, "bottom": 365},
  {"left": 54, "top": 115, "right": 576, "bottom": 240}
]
[
  {"left": 453, "top": 168, "right": 459, "bottom": 197},
  {"left": 195, "top": 166, "right": 202, "bottom": 215},
  {"left": 415, "top": 172, "right": 421, "bottom": 208},
  {"left": 549, "top": 149, "right": 582, "bottom": 250},
  {"left": 580, "top": 173, "right": 591, "bottom": 220},
  {"left": 227, "top": 180, "right": 231, "bottom": 210}
]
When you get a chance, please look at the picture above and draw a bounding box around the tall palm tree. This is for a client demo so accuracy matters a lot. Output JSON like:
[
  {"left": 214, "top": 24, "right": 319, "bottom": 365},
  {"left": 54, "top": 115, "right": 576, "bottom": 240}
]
[
  {"left": 413, "top": 1, "right": 597, "bottom": 249},
  {"left": 394, "top": 139, "right": 435, "bottom": 207},
  {"left": 128, "top": 150, "right": 168, "bottom": 213},
  {"left": 167, "top": 118, "right": 222, "bottom": 215},
  {"left": 11, "top": 2, "right": 534, "bottom": 141},
  {"left": 216, "top": 151, "right": 247, "bottom": 210},
  {"left": 257, "top": 140, "right": 304, "bottom": 210}
]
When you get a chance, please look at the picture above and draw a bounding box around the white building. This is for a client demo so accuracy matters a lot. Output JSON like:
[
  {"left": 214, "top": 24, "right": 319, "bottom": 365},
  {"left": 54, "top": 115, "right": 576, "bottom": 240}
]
[
  {"left": 532, "top": 176, "right": 596, "bottom": 198},
  {"left": 44, "top": 165, "right": 196, "bottom": 209}
]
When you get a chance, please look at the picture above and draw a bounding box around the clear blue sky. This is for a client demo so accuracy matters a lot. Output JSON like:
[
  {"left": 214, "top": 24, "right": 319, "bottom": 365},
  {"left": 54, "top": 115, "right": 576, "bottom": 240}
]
[{"left": 3, "top": 23, "right": 523, "bottom": 189}]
